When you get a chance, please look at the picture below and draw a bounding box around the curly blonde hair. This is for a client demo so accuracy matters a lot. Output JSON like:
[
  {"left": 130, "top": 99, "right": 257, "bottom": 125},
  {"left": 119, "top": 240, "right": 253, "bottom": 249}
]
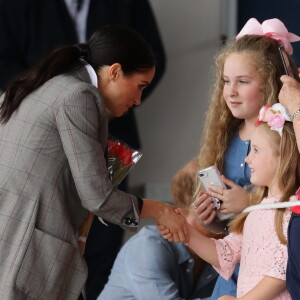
[
  {"left": 230, "top": 123, "right": 300, "bottom": 244},
  {"left": 195, "top": 35, "right": 299, "bottom": 197},
  {"left": 171, "top": 159, "right": 198, "bottom": 209}
]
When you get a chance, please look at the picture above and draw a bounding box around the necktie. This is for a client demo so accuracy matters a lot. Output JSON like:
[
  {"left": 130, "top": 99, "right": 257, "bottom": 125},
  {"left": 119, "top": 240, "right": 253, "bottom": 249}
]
[{"left": 76, "top": 0, "right": 83, "bottom": 12}]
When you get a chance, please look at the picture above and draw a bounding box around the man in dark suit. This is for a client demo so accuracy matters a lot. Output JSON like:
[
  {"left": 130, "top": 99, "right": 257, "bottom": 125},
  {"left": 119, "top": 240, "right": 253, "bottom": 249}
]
[{"left": 0, "top": 1, "right": 166, "bottom": 299}]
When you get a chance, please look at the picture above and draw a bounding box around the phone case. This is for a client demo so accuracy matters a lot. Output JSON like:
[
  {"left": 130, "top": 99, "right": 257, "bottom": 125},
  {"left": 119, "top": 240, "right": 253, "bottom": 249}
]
[
  {"left": 278, "top": 46, "right": 294, "bottom": 77},
  {"left": 198, "top": 166, "right": 236, "bottom": 221}
]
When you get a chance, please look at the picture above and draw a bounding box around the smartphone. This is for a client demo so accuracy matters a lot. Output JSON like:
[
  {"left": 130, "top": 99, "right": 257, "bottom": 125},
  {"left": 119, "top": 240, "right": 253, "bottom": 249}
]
[
  {"left": 278, "top": 46, "right": 294, "bottom": 77},
  {"left": 198, "top": 166, "right": 236, "bottom": 221},
  {"left": 198, "top": 166, "right": 225, "bottom": 209}
]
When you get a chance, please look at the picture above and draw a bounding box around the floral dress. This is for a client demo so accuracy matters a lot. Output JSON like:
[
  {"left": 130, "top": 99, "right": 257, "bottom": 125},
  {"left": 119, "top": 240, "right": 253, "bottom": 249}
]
[{"left": 213, "top": 196, "right": 294, "bottom": 299}]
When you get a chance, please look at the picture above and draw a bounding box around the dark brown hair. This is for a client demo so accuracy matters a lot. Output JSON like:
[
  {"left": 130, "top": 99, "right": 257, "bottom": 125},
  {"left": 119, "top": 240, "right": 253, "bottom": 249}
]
[{"left": 0, "top": 25, "right": 155, "bottom": 123}]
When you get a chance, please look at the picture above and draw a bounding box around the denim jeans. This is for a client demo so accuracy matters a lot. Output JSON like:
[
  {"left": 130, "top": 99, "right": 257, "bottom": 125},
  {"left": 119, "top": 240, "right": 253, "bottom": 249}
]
[{"left": 210, "top": 264, "right": 239, "bottom": 300}]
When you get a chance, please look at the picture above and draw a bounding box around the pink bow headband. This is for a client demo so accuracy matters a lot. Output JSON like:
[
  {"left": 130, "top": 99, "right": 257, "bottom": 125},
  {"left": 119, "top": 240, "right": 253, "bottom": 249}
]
[
  {"left": 236, "top": 18, "right": 300, "bottom": 55},
  {"left": 255, "top": 103, "right": 292, "bottom": 136}
]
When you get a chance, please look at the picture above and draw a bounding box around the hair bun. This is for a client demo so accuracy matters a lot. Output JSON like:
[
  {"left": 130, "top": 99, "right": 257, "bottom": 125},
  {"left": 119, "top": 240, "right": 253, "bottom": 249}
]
[{"left": 76, "top": 43, "right": 90, "bottom": 61}]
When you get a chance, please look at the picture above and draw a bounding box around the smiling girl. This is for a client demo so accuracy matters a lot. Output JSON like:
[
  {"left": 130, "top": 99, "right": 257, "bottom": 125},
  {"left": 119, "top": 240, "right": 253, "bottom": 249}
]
[
  {"left": 190, "top": 18, "right": 300, "bottom": 299},
  {"left": 187, "top": 104, "right": 300, "bottom": 299}
]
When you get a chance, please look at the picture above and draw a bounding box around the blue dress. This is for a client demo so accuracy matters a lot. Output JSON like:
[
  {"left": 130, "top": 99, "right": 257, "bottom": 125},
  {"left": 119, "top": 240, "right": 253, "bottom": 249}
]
[{"left": 210, "top": 132, "right": 251, "bottom": 300}]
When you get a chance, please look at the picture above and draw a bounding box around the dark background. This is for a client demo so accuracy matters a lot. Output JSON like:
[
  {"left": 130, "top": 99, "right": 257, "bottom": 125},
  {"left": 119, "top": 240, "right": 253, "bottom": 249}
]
[{"left": 238, "top": 0, "right": 300, "bottom": 65}]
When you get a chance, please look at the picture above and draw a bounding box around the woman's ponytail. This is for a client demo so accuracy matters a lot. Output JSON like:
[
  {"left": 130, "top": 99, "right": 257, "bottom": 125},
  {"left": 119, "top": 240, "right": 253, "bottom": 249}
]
[{"left": 0, "top": 44, "right": 86, "bottom": 123}]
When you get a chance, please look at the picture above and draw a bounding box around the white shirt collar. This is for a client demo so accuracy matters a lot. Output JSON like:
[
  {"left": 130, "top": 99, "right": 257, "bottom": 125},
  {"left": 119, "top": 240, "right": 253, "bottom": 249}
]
[{"left": 84, "top": 64, "right": 98, "bottom": 87}]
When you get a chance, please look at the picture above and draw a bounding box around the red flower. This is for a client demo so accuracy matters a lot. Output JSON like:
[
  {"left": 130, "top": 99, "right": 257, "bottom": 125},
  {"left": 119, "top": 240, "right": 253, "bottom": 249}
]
[
  {"left": 107, "top": 139, "right": 142, "bottom": 187},
  {"left": 108, "top": 141, "right": 133, "bottom": 167}
]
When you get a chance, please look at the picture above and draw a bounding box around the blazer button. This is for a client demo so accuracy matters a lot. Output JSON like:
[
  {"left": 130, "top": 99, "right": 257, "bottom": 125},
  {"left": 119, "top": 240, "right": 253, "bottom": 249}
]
[{"left": 124, "top": 218, "right": 133, "bottom": 225}]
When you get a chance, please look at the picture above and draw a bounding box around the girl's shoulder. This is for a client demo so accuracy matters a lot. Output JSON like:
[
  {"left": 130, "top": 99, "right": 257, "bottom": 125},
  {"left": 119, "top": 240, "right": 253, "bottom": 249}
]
[{"left": 262, "top": 195, "right": 297, "bottom": 204}]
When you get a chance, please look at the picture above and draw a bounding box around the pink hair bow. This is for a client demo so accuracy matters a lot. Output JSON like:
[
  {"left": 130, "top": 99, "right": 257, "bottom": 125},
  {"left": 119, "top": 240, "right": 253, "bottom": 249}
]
[
  {"left": 255, "top": 103, "right": 292, "bottom": 136},
  {"left": 236, "top": 18, "right": 300, "bottom": 55}
]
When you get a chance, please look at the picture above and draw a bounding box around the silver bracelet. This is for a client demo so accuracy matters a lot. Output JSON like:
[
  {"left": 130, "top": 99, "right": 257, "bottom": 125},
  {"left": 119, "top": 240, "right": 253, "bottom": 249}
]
[{"left": 292, "top": 108, "right": 300, "bottom": 121}]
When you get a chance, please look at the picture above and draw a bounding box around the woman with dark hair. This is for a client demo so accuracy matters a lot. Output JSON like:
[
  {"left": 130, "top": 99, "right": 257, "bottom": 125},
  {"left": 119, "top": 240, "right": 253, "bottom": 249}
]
[{"left": 0, "top": 25, "right": 187, "bottom": 299}]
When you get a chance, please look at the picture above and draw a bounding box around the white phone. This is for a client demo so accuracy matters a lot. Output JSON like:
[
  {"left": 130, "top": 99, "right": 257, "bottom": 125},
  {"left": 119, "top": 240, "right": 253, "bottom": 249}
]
[{"left": 198, "top": 166, "right": 236, "bottom": 221}]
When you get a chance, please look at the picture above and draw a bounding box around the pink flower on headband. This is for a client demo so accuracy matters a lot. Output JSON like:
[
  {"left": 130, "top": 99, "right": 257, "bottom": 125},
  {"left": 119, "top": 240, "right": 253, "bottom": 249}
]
[
  {"left": 268, "top": 114, "right": 285, "bottom": 130},
  {"left": 256, "top": 103, "right": 292, "bottom": 135},
  {"left": 258, "top": 104, "right": 272, "bottom": 122},
  {"left": 236, "top": 18, "right": 300, "bottom": 55}
]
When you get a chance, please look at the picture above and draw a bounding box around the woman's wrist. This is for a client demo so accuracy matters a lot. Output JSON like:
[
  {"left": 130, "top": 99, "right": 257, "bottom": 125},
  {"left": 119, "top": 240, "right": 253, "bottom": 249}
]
[
  {"left": 140, "top": 199, "right": 165, "bottom": 219},
  {"left": 292, "top": 108, "right": 300, "bottom": 122}
]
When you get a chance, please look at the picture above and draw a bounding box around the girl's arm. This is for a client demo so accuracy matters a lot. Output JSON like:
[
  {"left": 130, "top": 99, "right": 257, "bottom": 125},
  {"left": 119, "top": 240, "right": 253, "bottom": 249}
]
[
  {"left": 218, "top": 276, "right": 286, "bottom": 300},
  {"left": 186, "top": 222, "right": 220, "bottom": 267},
  {"left": 240, "top": 276, "right": 286, "bottom": 300},
  {"left": 157, "top": 215, "right": 220, "bottom": 267}
]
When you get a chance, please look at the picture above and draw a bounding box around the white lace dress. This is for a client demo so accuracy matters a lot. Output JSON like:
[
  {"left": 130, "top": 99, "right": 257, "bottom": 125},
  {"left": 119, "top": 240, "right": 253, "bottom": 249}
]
[{"left": 213, "top": 196, "right": 295, "bottom": 299}]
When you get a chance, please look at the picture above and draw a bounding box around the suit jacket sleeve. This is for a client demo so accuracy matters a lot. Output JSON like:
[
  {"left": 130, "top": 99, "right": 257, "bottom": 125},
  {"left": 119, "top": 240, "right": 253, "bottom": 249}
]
[{"left": 56, "top": 82, "right": 140, "bottom": 229}]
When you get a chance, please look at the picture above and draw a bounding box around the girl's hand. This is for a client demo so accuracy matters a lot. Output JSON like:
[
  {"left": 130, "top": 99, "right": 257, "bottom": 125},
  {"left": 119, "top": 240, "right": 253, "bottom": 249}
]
[
  {"left": 218, "top": 296, "right": 237, "bottom": 300},
  {"left": 191, "top": 191, "right": 216, "bottom": 225},
  {"left": 208, "top": 175, "right": 249, "bottom": 214},
  {"left": 156, "top": 204, "right": 189, "bottom": 243},
  {"left": 157, "top": 224, "right": 173, "bottom": 241},
  {"left": 157, "top": 208, "right": 188, "bottom": 243}
]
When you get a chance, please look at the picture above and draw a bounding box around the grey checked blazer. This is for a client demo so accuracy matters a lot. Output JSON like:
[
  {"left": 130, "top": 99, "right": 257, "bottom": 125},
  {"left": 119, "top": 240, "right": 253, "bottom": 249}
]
[{"left": 0, "top": 66, "right": 140, "bottom": 299}]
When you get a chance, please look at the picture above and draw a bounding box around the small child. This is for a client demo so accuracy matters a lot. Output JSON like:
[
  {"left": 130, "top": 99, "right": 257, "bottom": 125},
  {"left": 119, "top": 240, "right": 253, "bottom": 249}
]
[
  {"left": 163, "top": 103, "right": 300, "bottom": 299},
  {"left": 189, "top": 104, "right": 300, "bottom": 299},
  {"left": 191, "top": 18, "right": 300, "bottom": 299}
]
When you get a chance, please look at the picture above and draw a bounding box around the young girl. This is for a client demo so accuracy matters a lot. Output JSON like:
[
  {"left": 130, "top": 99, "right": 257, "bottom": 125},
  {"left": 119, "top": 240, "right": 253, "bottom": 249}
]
[
  {"left": 191, "top": 18, "right": 300, "bottom": 299},
  {"left": 187, "top": 103, "right": 300, "bottom": 300}
]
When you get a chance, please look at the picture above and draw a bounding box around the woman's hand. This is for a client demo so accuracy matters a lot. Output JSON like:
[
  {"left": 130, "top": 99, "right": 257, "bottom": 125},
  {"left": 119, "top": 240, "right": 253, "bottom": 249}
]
[
  {"left": 191, "top": 191, "right": 216, "bottom": 225},
  {"left": 279, "top": 75, "right": 300, "bottom": 114},
  {"left": 141, "top": 200, "right": 189, "bottom": 243},
  {"left": 218, "top": 296, "right": 237, "bottom": 300},
  {"left": 156, "top": 204, "right": 189, "bottom": 243},
  {"left": 208, "top": 176, "right": 249, "bottom": 213}
]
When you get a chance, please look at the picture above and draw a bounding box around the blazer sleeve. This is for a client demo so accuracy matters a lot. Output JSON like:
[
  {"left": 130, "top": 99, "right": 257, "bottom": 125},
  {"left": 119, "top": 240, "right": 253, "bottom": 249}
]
[{"left": 56, "top": 83, "right": 140, "bottom": 230}]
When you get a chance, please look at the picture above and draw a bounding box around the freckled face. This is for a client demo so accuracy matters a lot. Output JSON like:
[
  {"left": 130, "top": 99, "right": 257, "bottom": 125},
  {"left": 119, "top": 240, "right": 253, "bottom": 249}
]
[
  {"left": 102, "top": 67, "right": 155, "bottom": 118},
  {"left": 223, "top": 52, "right": 262, "bottom": 123}
]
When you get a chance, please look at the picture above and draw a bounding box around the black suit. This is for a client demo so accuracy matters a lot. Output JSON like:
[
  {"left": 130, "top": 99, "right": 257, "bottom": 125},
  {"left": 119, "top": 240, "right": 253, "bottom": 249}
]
[{"left": 0, "top": 0, "right": 166, "bottom": 299}]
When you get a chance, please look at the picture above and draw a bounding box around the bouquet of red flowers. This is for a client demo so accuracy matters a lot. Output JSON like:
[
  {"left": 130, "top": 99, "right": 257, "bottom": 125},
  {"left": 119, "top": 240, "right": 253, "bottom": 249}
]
[
  {"left": 107, "top": 139, "right": 143, "bottom": 187},
  {"left": 78, "top": 139, "right": 142, "bottom": 254}
]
